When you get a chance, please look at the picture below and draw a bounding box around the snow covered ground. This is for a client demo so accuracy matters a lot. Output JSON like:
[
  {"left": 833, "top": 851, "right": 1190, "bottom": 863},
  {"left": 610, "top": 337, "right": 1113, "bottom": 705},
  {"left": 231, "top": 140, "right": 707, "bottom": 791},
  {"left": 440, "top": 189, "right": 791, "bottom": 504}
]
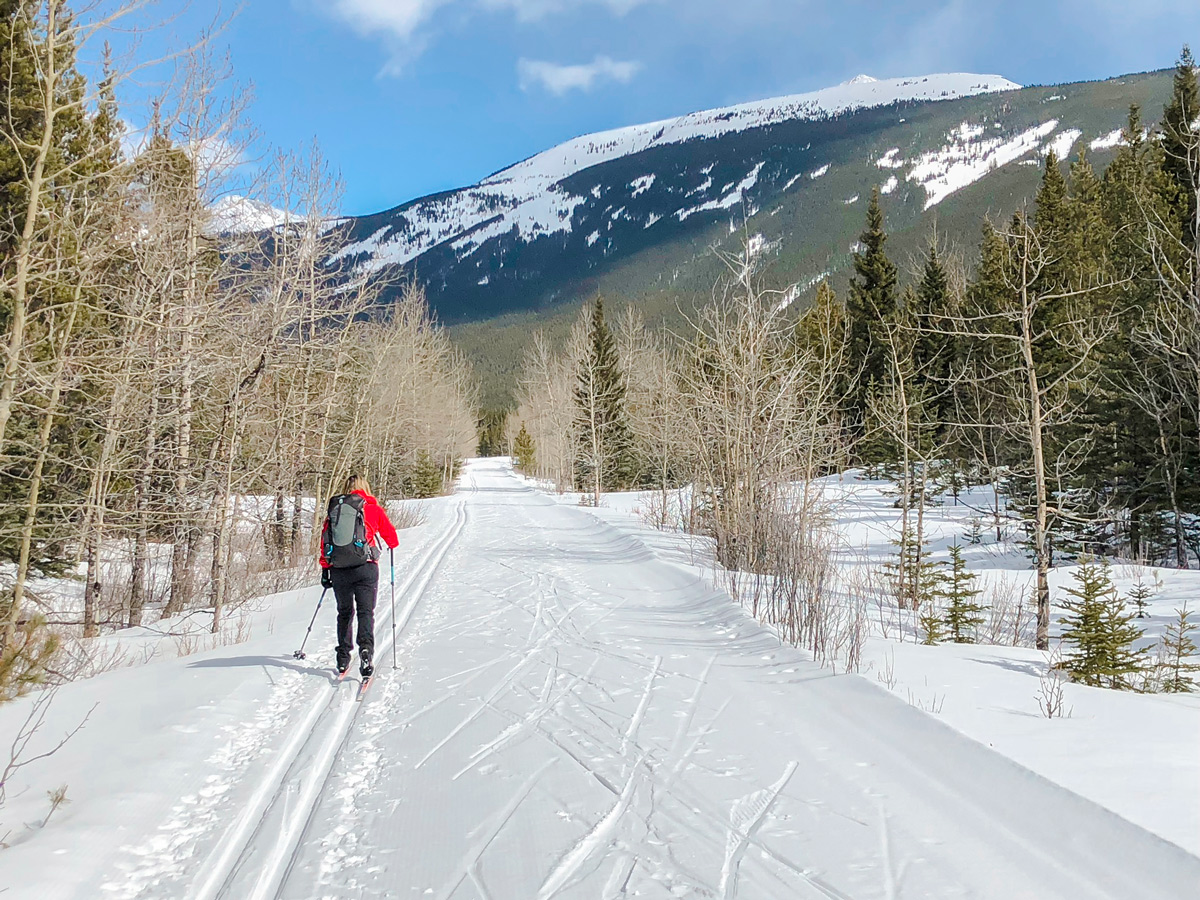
[
  {"left": 576, "top": 473, "right": 1200, "bottom": 858},
  {"left": 1, "top": 459, "right": 1197, "bottom": 898}
]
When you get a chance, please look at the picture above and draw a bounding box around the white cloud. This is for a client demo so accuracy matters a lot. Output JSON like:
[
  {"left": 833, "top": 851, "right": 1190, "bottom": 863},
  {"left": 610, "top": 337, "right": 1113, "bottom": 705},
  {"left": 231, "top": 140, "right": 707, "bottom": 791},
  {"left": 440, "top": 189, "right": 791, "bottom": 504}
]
[
  {"left": 518, "top": 55, "right": 642, "bottom": 95},
  {"left": 330, "top": 0, "right": 450, "bottom": 42},
  {"left": 328, "top": 0, "right": 652, "bottom": 44}
]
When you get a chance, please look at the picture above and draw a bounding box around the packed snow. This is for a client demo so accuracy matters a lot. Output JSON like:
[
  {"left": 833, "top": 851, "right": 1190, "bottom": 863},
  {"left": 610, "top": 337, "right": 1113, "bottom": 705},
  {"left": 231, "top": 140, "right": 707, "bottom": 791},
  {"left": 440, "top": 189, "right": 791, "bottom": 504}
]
[
  {"left": 875, "top": 148, "right": 904, "bottom": 169},
  {"left": 880, "top": 175, "right": 899, "bottom": 194},
  {"left": 808, "top": 163, "right": 831, "bottom": 179},
  {"left": 2, "top": 459, "right": 1198, "bottom": 900},
  {"left": 628, "top": 174, "right": 655, "bottom": 197}
]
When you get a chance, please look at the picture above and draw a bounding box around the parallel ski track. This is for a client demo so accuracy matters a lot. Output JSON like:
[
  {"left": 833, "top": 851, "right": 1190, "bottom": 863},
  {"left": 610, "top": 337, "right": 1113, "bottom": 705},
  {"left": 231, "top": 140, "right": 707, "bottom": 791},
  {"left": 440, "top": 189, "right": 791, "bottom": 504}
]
[{"left": 189, "top": 496, "right": 470, "bottom": 900}]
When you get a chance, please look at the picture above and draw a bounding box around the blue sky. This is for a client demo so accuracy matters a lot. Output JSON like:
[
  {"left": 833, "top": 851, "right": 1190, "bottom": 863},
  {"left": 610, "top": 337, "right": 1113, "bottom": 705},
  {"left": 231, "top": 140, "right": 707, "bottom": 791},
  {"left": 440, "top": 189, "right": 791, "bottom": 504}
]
[{"left": 114, "top": 1, "right": 1200, "bottom": 215}]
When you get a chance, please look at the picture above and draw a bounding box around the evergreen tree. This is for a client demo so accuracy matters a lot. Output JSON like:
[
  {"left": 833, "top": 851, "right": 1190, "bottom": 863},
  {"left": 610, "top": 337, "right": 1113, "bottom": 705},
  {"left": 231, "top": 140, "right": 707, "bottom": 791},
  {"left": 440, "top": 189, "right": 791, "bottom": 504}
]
[
  {"left": 574, "top": 297, "right": 636, "bottom": 503},
  {"left": 912, "top": 240, "right": 956, "bottom": 429},
  {"left": 1059, "top": 558, "right": 1145, "bottom": 689},
  {"left": 845, "top": 188, "right": 898, "bottom": 433},
  {"left": 884, "top": 523, "right": 944, "bottom": 612},
  {"left": 1097, "top": 103, "right": 1191, "bottom": 563},
  {"left": 513, "top": 422, "right": 536, "bottom": 473},
  {"left": 1157, "top": 605, "right": 1199, "bottom": 693},
  {"left": 1160, "top": 45, "right": 1200, "bottom": 251},
  {"left": 918, "top": 600, "right": 947, "bottom": 645},
  {"left": 476, "top": 408, "right": 508, "bottom": 457},
  {"left": 936, "top": 543, "right": 986, "bottom": 643},
  {"left": 405, "top": 451, "right": 444, "bottom": 499},
  {"left": 1125, "top": 577, "right": 1155, "bottom": 619}
]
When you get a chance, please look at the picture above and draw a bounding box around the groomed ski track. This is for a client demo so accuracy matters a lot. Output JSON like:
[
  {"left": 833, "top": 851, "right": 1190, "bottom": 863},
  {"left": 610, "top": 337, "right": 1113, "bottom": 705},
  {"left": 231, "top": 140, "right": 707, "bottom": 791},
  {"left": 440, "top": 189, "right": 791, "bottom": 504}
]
[
  {"left": 43, "top": 458, "right": 1200, "bottom": 898},
  {"left": 192, "top": 499, "right": 469, "bottom": 900}
]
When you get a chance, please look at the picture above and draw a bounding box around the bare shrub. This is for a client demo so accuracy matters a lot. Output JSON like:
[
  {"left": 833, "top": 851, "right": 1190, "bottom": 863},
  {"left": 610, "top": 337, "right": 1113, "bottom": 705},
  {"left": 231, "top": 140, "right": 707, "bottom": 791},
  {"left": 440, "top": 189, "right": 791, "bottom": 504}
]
[
  {"left": 637, "top": 487, "right": 690, "bottom": 532},
  {"left": 1037, "top": 647, "right": 1072, "bottom": 718},
  {"left": 983, "top": 575, "right": 1036, "bottom": 647},
  {"left": 389, "top": 502, "right": 427, "bottom": 531},
  {"left": 876, "top": 648, "right": 898, "bottom": 690},
  {"left": 1, "top": 690, "right": 94, "bottom": 846}
]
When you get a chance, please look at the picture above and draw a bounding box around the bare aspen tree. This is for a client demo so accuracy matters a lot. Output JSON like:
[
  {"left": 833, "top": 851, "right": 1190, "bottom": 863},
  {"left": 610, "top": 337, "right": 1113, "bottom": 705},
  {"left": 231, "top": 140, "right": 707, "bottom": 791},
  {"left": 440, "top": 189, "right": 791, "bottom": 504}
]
[
  {"left": 616, "top": 306, "right": 687, "bottom": 526},
  {"left": 945, "top": 215, "right": 1118, "bottom": 649},
  {"left": 679, "top": 247, "right": 844, "bottom": 645},
  {"left": 515, "top": 329, "right": 579, "bottom": 490}
]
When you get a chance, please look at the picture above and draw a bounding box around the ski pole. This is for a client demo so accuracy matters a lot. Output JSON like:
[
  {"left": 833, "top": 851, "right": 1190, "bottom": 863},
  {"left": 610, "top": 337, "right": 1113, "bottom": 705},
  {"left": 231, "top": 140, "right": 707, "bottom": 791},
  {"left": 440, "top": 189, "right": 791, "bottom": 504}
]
[
  {"left": 293, "top": 587, "right": 329, "bottom": 660},
  {"left": 390, "top": 547, "right": 398, "bottom": 669}
]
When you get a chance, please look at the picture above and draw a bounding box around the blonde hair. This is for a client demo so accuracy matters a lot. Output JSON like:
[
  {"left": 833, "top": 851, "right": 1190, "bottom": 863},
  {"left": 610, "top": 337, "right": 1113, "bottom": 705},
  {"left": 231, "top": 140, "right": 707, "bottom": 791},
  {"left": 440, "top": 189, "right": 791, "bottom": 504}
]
[{"left": 344, "top": 474, "right": 371, "bottom": 495}]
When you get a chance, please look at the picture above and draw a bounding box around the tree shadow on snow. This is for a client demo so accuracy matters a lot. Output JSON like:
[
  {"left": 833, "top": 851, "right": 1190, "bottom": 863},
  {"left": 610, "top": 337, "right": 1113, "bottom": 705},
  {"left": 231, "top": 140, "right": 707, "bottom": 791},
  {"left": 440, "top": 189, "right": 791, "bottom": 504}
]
[
  {"left": 188, "top": 654, "right": 337, "bottom": 682},
  {"left": 966, "top": 655, "right": 1044, "bottom": 678}
]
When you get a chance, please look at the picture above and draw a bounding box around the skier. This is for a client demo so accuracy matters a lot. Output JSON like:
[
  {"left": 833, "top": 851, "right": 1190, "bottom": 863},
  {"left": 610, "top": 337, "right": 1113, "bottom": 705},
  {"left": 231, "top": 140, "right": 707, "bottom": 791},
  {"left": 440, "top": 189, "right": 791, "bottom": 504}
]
[{"left": 319, "top": 474, "right": 400, "bottom": 678}]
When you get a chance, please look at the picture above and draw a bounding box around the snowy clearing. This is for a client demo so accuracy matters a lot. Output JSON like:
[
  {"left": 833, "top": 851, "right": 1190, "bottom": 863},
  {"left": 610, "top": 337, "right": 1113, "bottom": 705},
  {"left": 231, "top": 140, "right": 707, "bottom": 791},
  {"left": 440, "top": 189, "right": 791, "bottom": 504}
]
[{"left": 1, "top": 460, "right": 1196, "bottom": 899}]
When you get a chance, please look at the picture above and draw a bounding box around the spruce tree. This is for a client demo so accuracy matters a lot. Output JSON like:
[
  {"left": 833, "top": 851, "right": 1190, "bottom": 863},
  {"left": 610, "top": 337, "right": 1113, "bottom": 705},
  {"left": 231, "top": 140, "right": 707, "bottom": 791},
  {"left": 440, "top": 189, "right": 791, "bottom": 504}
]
[
  {"left": 1125, "top": 577, "right": 1155, "bottom": 619},
  {"left": 936, "top": 543, "right": 985, "bottom": 643},
  {"left": 574, "top": 297, "right": 636, "bottom": 503},
  {"left": 1160, "top": 45, "right": 1200, "bottom": 250},
  {"left": 1157, "top": 605, "right": 1199, "bottom": 693},
  {"left": 513, "top": 422, "right": 536, "bottom": 473},
  {"left": 846, "top": 188, "right": 898, "bottom": 432},
  {"left": 1059, "top": 558, "right": 1145, "bottom": 689},
  {"left": 405, "top": 451, "right": 444, "bottom": 498},
  {"left": 913, "top": 241, "right": 955, "bottom": 429},
  {"left": 885, "top": 524, "right": 944, "bottom": 612}
]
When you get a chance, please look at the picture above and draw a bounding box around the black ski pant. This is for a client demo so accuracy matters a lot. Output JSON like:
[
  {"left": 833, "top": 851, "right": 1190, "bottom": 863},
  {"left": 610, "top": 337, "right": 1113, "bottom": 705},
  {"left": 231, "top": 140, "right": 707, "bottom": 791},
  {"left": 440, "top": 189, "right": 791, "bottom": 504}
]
[{"left": 331, "top": 562, "right": 378, "bottom": 662}]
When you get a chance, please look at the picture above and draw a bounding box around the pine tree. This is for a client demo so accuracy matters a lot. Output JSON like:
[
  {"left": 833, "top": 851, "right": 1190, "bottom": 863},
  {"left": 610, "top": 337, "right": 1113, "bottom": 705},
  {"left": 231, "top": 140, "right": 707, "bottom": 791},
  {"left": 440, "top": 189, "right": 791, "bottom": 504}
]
[
  {"left": 884, "top": 523, "right": 944, "bottom": 612},
  {"left": 1125, "top": 576, "right": 1155, "bottom": 619},
  {"left": 1157, "top": 605, "right": 1199, "bottom": 693},
  {"left": 513, "top": 422, "right": 536, "bottom": 473},
  {"left": 405, "top": 450, "right": 444, "bottom": 499},
  {"left": 1160, "top": 45, "right": 1200, "bottom": 250},
  {"left": 919, "top": 596, "right": 947, "bottom": 645},
  {"left": 936, "top": 543, "right": 986, "bottom": 643},
  {"left": 1059, "top": 558, "right": 1145, "bottom": 689},
  {"left": 476, "top": 408, "right": 508, "bottom": 457},
  {"left": 1034, "top": 150, "right": 1069, "bottom": 240},
  {"left": 846, "top": 188, "right": 898, "bottom": 432},
  {"left": 574, "top": 297, "right": 636, "bottom": 504}
]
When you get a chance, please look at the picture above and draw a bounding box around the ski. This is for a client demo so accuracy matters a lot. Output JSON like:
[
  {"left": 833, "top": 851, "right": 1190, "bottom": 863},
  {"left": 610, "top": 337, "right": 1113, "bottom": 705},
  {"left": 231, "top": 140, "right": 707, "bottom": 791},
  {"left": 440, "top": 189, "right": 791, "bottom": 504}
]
[
  {"left": 356, "top": 675, "right": 373, "bottom": 701},
  {"left": 337, "top": 665, "right": 353, "bottom": 682}
]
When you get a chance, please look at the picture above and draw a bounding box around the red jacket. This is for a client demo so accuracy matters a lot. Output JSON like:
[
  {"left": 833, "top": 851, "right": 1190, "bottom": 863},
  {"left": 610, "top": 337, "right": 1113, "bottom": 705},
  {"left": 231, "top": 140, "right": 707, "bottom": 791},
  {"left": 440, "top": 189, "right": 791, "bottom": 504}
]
[{"left": 319, "top": 490, "right": 400, "bottom": 568}]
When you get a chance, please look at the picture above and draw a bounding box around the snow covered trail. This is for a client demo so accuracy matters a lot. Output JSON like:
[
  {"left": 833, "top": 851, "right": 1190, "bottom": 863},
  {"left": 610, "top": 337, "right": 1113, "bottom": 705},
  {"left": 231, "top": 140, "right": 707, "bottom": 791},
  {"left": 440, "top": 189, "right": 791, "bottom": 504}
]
[
  {"left": 263, "top": 459, "right": 1195, "bottom": 899},
  {"left": 3, "top": 458, "right": 1197, "bottom": 898}
]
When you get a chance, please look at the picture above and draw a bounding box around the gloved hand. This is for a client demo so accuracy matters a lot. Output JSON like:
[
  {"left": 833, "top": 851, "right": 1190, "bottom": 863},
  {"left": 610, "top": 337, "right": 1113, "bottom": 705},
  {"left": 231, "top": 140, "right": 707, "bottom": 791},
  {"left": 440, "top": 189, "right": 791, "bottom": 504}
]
[{"left": 321, "top": 568, "right": 333, "bottom": 589}]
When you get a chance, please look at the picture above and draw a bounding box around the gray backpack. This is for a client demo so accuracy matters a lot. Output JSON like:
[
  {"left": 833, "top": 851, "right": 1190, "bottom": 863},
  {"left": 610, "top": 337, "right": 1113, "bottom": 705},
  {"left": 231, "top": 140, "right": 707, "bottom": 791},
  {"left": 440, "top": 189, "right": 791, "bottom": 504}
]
[{"left": 321, "top": 494, "right": 375, "bottom": 568}]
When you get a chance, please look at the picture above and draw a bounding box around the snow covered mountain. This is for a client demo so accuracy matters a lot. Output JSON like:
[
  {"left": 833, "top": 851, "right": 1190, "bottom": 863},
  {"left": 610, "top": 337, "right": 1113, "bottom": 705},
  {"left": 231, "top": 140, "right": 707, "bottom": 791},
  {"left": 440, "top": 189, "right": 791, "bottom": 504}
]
[
  {"left": 208, "top": 194, "right": 292, "bottom": 235},
  {"left": 331, "top": 73, "right": 1018, "bottom": 276},
  {"left": 316, "top": 67, "right": 1174, "bottom": 335}
]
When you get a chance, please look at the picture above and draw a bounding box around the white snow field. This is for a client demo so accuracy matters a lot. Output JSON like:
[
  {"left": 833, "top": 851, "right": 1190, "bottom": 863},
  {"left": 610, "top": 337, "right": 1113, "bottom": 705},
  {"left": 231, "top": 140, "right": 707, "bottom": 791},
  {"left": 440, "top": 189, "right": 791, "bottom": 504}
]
[{"left": 2, "top": 458, "right": 1199, "bottom": 899}]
